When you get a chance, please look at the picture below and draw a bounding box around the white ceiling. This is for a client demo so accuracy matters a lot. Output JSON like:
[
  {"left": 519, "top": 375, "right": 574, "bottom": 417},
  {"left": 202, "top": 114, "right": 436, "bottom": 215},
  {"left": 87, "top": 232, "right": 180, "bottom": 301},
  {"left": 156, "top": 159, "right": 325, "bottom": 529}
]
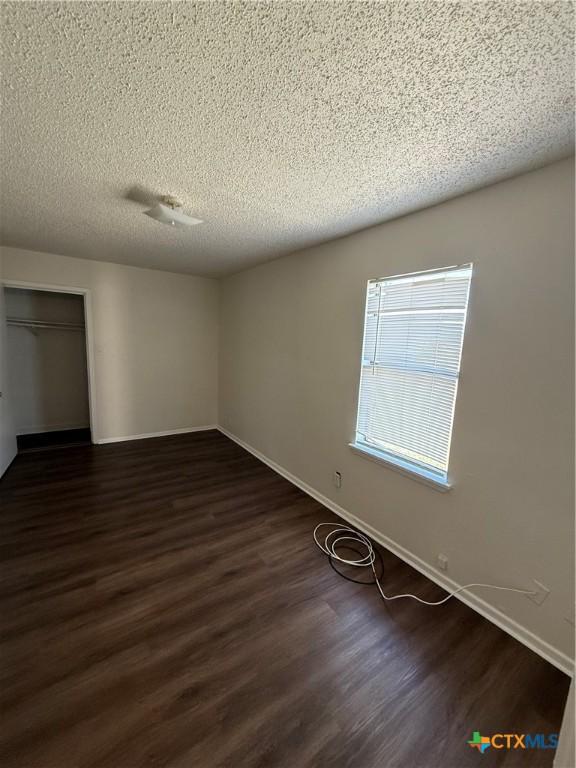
[{"left": 1, "top": 1, "right": 574, "bottom": 278}]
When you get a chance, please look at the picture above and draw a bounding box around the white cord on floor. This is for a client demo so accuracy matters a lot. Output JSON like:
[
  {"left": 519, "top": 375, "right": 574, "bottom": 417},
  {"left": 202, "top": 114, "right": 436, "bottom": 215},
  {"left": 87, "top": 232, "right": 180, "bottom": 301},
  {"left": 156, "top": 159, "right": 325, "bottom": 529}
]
[{"left": 313, "top": 523, "right": 536, "bottom": 606}]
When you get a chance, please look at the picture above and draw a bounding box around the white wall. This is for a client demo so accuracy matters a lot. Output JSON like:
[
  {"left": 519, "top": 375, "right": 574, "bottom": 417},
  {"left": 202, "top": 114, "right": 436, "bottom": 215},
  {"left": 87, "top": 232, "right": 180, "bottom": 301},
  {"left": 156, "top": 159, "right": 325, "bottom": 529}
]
[
  {"left": 1, "top": 247, "right": 219, "bottom": 442},
  {"left": 6, "top": 289, "right": 90, "bottom": 434},
  {"left": 219, "top": 158, "right": 575, "bottom": 666}
]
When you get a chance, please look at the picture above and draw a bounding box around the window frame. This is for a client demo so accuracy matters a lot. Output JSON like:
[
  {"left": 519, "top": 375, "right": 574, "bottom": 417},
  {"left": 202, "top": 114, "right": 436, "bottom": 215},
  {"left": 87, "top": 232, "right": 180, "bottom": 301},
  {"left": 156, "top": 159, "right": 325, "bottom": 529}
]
[{"left": 350, "top": 264, "right": 473, "bottom": 491}]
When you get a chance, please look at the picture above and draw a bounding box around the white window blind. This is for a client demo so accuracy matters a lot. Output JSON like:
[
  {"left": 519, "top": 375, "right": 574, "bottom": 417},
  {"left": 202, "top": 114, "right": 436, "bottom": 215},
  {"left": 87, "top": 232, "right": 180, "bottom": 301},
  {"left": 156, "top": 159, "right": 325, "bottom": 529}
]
[{"left": 354, "top": 264, "right": 472, "bottom": 484}]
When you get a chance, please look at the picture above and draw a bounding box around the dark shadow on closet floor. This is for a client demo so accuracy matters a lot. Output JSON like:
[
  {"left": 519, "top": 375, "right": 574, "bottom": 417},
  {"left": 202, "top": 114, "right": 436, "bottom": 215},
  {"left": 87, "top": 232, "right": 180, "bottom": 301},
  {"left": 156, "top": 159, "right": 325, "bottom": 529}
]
[{"left": 16, "top": 428, "right": 91, "bottom": 452}]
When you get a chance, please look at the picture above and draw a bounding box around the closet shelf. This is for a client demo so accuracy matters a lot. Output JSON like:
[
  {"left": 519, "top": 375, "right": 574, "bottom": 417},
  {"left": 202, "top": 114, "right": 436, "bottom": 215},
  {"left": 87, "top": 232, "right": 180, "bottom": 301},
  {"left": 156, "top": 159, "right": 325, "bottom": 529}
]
[{"left": 7, "top": 317, "right": 86, "bottom": 331}]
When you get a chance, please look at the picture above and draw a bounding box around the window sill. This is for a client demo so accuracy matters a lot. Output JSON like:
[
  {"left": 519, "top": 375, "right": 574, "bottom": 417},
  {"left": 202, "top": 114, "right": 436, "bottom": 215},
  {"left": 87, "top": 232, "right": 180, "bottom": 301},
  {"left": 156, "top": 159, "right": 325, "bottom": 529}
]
[{"left": 348, "top": 442, "right": 452, "bottom": 492}]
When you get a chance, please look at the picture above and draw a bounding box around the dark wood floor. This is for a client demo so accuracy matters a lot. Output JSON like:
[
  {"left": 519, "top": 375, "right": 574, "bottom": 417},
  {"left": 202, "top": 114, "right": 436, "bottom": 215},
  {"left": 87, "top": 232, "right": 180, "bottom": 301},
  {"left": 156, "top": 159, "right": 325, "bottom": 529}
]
[{"left": 0, "top": 430, "right": 569, "bottom": 768}]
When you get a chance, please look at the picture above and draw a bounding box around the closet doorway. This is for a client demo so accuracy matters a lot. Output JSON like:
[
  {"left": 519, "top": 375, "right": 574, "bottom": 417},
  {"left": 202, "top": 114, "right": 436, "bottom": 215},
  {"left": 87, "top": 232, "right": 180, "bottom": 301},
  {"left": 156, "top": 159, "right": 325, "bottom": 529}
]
[{"left": 3, "top": 284, "right": 95, "bottom": 452}]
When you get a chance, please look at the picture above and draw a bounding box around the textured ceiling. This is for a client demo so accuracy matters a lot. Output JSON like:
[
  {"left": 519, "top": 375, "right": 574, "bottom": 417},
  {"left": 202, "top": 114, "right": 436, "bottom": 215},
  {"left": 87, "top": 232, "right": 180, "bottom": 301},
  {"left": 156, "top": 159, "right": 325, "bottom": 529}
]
[{"left": 1, "top": 1, "right": 574, "bottom": 278}]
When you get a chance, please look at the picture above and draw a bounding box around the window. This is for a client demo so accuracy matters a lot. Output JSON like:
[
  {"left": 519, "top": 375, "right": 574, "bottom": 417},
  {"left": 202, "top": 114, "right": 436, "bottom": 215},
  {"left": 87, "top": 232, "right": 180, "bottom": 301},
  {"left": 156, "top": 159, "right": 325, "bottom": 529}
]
[{"left": 352, "top": 264, "right": 472, "bottom": 487}]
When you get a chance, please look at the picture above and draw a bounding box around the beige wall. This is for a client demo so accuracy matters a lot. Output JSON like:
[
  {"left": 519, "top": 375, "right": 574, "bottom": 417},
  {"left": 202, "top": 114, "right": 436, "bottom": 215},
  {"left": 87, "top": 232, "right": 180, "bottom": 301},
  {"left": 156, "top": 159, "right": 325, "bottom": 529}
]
[
  {"left": 219, "top": 158, "right": 575, "bottom": 663},
  {"left": 1, "top": 247, "right": 219, "bottom": 441}
]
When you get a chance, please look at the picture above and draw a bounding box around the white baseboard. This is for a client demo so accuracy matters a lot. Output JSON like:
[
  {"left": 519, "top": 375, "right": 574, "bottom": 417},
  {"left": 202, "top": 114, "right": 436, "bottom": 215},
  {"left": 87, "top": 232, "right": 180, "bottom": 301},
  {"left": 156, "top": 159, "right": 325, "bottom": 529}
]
[
  {"left": 218, "top": 425, "right": 574, "bottom": 678},
  {"left": 95, "top": 425, "right": 217, "bottom": 445}
]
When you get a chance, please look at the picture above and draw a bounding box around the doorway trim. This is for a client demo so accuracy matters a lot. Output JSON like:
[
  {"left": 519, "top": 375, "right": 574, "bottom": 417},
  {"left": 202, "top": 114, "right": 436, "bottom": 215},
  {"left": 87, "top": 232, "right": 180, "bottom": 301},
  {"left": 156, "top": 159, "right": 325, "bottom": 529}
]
[{"left": 2, "top": 279, "right": 99, "bottom": 443}]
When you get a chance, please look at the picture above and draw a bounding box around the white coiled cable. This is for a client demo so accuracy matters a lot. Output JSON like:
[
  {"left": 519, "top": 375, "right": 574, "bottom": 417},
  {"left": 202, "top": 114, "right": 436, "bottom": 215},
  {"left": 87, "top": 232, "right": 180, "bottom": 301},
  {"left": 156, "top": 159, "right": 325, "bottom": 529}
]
[{"left": 313, "top": 523, "right": 536, "bottom": 606}]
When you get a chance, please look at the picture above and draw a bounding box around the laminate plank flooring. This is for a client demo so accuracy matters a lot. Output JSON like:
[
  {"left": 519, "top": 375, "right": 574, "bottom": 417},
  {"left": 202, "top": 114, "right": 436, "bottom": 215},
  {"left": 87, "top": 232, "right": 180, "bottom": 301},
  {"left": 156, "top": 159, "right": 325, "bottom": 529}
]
[{"left": 0, "top": 430, "right": 570, "bottom": 767}]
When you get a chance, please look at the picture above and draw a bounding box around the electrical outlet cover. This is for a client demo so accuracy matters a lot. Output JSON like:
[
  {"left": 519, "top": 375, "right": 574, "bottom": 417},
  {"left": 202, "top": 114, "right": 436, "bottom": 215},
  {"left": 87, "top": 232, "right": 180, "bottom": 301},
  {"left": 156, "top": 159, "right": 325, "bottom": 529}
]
[
  {"left": 525, "top": 580, "right": 550, "bottom": 605},
  {"left": 437, "top": 554, "right": 448, "bottom": 571}
]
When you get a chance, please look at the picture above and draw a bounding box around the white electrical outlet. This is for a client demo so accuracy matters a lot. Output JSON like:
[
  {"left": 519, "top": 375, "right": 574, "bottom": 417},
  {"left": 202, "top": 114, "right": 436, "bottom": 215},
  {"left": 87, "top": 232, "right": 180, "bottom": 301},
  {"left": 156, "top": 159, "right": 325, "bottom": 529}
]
[
  {"left": 333, "top": 471, "right": 342, "bottom": 488},
  {"left": 437, "top": 553, "right": 448, "bottom": 571},
  {"left": 525, "top": 580, "right": 550, "bottom": 606}
]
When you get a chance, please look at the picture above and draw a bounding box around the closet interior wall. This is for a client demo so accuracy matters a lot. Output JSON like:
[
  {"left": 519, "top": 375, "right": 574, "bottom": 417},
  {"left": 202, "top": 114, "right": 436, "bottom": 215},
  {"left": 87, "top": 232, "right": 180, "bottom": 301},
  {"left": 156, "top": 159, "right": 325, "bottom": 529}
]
[{"left": 5, "top": 288, "right": 90, "bottom": 440}]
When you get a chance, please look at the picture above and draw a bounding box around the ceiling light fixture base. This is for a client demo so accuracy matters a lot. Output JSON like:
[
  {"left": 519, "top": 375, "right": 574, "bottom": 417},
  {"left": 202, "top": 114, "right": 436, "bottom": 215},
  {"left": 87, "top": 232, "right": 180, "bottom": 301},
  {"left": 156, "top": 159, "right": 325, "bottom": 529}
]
[{"left": 144, "top": 195, "right": 203, "bottom": 228}]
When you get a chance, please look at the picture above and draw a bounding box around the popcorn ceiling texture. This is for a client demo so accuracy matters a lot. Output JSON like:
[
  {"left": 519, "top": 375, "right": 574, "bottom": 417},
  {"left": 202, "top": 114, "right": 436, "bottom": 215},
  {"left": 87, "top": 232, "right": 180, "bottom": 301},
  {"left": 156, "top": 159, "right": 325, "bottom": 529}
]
[{"left": 1, "top": 1, "right": 574, "bottom": 277}]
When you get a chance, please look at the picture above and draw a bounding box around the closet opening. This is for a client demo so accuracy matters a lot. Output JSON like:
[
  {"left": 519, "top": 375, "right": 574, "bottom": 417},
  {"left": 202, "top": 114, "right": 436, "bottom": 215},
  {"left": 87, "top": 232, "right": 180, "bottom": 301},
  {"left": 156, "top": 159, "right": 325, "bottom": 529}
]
[{"left": 3, "top": 285, "right": 95, "bottom": 453}]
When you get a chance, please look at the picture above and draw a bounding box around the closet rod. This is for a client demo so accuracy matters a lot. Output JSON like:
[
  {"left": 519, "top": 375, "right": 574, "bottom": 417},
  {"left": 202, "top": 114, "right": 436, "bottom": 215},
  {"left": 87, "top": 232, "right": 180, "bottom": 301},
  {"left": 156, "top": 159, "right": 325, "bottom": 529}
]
[{"left": 6, "top": 318, "right": 85, "bottom": 331}]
